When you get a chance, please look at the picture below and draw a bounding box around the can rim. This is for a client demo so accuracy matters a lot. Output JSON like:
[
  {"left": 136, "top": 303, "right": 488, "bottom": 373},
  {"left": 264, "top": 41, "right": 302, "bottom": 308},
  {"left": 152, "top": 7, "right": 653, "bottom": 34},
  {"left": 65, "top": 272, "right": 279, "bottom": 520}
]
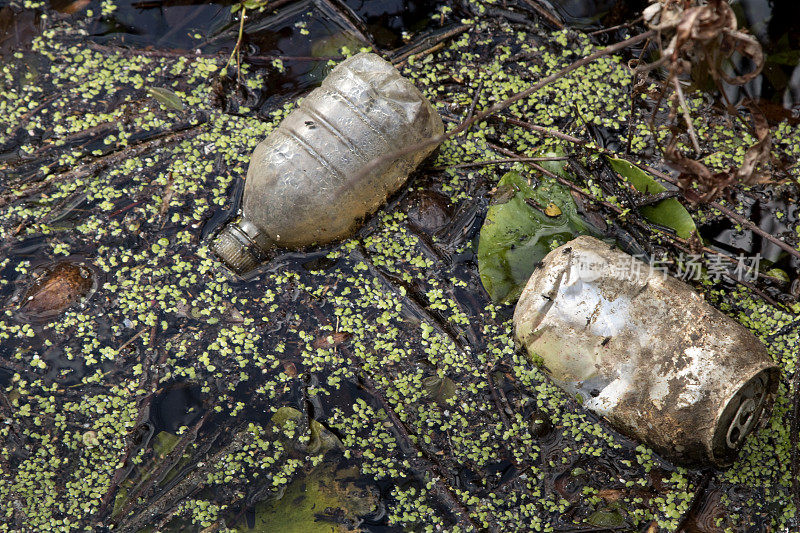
[{"left": 710, "top": 364, "right": 779, "bottom": 465}]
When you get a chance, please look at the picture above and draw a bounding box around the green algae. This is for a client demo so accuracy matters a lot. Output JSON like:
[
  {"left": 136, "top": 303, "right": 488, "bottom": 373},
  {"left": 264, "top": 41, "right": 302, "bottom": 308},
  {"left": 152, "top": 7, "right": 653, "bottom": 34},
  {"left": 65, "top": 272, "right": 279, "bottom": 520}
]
[{"left": 0, "top": 1, "right": 798, "bottom": 532}]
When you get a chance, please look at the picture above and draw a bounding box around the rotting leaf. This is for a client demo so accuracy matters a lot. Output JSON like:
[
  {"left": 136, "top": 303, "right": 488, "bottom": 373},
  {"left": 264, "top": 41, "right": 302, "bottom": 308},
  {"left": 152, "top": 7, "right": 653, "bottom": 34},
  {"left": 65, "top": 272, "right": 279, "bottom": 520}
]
[
  {"left": 146, "top": 87, "right": 185, "bottom": 111},
  {"left": 18, "top": 261, "right": 95, "bottom": 321},
  {"left": 544, "top": 203, "right": 561, "bottom": 217},
  {"left": 422, "top": 375, "right": 456, "bottom": 405},
  {"left": 606, "top": 156, "right": 697, "bottom": 239},
  {"left": 477, "top": 162, "right": 589, "bottom": 303},
  {"left": 313, "top": 331, "right": 350, "bottom": 350},
  {"left": 152, "top": 431, "right": 180, "bottom": 458}
]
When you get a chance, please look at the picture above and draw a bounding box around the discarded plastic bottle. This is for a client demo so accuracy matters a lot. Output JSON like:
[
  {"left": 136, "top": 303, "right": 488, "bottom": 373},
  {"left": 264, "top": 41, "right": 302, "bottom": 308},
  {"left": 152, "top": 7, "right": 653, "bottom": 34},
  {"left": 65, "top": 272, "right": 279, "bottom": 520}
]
[
  {"left": 513, "top": 236, "right": 779, "bottom": 465},
  {"left": 212, "top": 52, "right": 444, "bottom": 274}
]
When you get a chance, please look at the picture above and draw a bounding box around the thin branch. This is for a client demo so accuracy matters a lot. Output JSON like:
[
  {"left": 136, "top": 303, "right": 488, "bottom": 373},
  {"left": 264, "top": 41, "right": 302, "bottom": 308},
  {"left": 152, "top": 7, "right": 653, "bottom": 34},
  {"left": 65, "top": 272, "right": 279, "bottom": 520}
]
[
  {"left": 588, "top": 16, "right": 644, "bottom": 36},
  {"left": 519, "top": 0, "right": 564, "bottom": 29},
  {"left": 793, "top": 364, "right": 800, "bottom": 517},
  {"left": 358, "top": 374, "right": 481, "bottom": 532},
  {"left": 633, "top": 190, "right": 679, "bottom": 207},
  {"left": 486, "top": 365, "right": 511, "bottom": 430},
  {"left": 672, "top": 76, "right": 702, "bottom": 155},
  {"left": 675, "top": 470, "right": 714, "bottom": 533},
  {"left": 463, "top": 80, "right": 484, "bottom": 137},
  {"left": 392, "top": 24, "right": 471, "bottom": 66},
  {"left": 710, "top": 201, "right": 800, "bottom": 262},
  {"left": 226, "top": 5, "right": 247, "bottom": 77},
  {"left": 431, "top": 155, "right": 569, "bottom": 171},
  {"left": 0, "top": 121, "right": 206, "bottom": 208},
  {"left": 352, "top": 30, "right": 656, "bottom": 188}
]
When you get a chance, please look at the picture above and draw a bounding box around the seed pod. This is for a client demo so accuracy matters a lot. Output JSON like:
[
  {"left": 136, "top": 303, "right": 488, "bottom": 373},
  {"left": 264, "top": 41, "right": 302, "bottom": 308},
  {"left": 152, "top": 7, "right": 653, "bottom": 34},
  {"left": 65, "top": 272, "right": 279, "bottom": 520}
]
[
  {"left": 513, "top": 236, "right": 779, "bottom": 465},
  {"left": 212, "top": 52, "right": 444, "bottom": 274}
]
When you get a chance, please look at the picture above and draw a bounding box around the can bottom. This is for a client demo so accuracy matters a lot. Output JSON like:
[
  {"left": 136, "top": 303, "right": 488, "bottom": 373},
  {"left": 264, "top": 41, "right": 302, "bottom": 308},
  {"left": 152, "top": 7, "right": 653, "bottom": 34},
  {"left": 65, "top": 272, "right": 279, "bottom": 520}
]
[{"left": 712, "top": 367, "right": 778, "bottom": 464}]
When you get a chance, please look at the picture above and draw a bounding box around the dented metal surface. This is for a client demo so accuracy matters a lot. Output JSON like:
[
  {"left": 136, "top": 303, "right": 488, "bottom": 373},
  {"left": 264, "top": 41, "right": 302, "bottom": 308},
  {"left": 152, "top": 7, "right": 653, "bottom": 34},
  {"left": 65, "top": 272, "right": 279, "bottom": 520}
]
[{"left": 513, "top": 236, "right": 779, "bottom": 465}]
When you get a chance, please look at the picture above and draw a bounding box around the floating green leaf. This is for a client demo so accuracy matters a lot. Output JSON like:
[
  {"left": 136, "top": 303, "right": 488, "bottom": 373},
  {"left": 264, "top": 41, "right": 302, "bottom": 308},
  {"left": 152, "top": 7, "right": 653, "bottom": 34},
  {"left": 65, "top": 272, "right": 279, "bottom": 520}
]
[
  {"left": 477, "top": 162, "right": 589, "bottom": 303},
  {"left": 146, "top": 87, "right": 185, "bottom": 111},
  {"left": 606, "top": 156, "right": 696, "bottom": 239}
]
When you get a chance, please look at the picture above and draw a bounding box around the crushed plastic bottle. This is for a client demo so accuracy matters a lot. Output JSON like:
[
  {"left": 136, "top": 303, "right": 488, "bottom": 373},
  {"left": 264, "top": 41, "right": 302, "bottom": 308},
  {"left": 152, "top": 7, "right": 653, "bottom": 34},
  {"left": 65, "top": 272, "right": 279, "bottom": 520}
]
[
  {"left": 212, "top": 52, "right": 444, "bottom": 274},
  {"left": 513, "top": 235, "right": 779, "bottom": 465}
]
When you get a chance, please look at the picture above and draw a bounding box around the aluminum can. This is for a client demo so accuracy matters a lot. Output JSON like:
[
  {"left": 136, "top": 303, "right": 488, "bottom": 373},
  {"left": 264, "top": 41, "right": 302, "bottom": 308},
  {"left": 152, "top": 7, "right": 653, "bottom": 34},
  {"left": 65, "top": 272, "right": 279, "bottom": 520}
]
[
  {"left": 212, "top": 52, "right": 444, "bottom": 274},
  {"left": 513, "top": 235, "right": 779, "bottom": 465}
]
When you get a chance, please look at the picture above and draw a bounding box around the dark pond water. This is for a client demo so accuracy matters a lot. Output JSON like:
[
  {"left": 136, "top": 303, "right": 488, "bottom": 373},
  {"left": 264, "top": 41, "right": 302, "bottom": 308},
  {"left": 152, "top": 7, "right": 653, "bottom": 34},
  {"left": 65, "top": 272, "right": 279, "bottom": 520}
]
[{"left": 1, "top": 0, "right": 799, "bottom": 531}]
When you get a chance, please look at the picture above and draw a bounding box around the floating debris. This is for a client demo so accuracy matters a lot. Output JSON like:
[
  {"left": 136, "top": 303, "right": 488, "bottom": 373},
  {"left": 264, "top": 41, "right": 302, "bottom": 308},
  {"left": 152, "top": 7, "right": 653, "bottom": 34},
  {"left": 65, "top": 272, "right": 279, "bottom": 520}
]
[
  {"left": 17, "top": 261, "right": 95, "bottom": 321},
  {"left": 211, "top": 52, "right": 444, "bottom": 274},
  {"left": 514, "top": 236, "right": 780, "bottom": 465}
]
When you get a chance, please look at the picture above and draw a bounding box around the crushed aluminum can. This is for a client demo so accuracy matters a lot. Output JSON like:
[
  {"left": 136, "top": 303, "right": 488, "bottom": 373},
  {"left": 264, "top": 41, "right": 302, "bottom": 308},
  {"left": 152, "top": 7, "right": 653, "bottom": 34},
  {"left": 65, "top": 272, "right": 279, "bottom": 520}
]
[{"left": 513, "top": 235, "right": 779, "bottom": 465}]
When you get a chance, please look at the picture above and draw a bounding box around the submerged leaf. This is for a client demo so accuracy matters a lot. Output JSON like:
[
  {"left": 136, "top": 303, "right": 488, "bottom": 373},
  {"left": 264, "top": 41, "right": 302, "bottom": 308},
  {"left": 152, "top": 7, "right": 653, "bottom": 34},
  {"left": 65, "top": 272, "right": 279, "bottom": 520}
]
[
  {"left": 478, "top": 162, "right": 589, "bottom": 303},
  {"left": 606, "top": 156, "right": 697, "bottom": 239},
  {"left": 544, "top": 203, "right": 562, "bottom": 217},
  {"left": 272, "top": 406, "right": 341, "bottom": 453},
  {"left": 585, "top": 508, "right": 626, "bottom": 528},
  {"left": 146, "top": 87, "right": 185, "bottom": 111},
  {"left": 422, "top": 376, "right": 457, "bottom": 405},
  {"left": 247, "top": 463, "right": 377, "bottom": 533}
]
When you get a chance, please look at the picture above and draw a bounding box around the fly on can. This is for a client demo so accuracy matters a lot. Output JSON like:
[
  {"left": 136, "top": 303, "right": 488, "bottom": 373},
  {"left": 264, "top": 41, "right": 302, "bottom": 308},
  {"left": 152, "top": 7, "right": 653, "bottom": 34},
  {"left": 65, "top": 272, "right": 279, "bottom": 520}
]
[{"left": 513, "top": 235, "right": 779, "bottom": 465}]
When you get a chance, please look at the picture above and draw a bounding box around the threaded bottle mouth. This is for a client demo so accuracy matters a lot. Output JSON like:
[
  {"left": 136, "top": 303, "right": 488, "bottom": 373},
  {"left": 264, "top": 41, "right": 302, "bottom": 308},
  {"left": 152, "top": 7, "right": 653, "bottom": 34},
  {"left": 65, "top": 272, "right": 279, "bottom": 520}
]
[{"left": 211, "top": 222, "right": 261, "bottom": 275}]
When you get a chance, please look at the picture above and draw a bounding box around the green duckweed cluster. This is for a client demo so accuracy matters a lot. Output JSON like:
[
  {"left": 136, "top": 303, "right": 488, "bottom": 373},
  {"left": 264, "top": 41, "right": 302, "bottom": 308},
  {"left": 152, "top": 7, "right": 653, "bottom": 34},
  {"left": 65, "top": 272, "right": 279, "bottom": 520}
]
[{"left": 0, "top": 0, "right": 799, "bottom": 531}]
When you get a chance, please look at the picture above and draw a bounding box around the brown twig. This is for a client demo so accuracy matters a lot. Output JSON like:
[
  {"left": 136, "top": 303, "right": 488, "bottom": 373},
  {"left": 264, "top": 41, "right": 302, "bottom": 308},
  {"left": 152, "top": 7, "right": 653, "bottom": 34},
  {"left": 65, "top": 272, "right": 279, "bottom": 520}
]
[
  {"left": 116, "top": 328, "right": 147, "bottom": 352},
  {"left": 463, "top": 80, "right": 484, "bottom": 136},
  {"left": 87, "top": 42, "right": 224, "bottom": 60},
  {"left": 672, "top": 76, "right": 702, "bottom": 155},
  {"left": 113, "top": 412, "right": 209, "bottom": 526},
  {"left": 354, "top": 30, "right": 655, "bottom": 186},
  {"left": 675, "top": 470, "right": 714, "bottom": 533},
  {"left": 519, "top": 0, "right": 564, "bottom": 29},
  {"left": 792, "top": 366, "right": 800, "bottom": 516},
  {"left": 486, "top": 365, "right": 511, "bottom": 431},
  {"left": 501, "top": 116, "right": 591, "bottom": 146},
  {"left": 431, "top": 156, "right": 569, "bottom": 171},
  {"left": 243, "top": 54, "right": 342, "bottom": 63},
  {"left": 392, "top": 24, "right": 471, "bottom": 66},
  {"left": 500, "top": 117, "right": 800, "bottom": 265},
  {"left": 588, "top": 15, "right": 645, "bottom": 36},
  {"left": 358, "top": 374, "right": 481, "bottom": 532},
  {"left": 634, "top": 190, "right": 679, "bottom": 207},
  {"left": 0, "top": 121, "right": 206, "bottom": 208},
  {"left": 626, "top": 37, "right": 652, "bottom": 155},
  {"left": 711, "top": 201, "right": 800, "bottom": 262}
]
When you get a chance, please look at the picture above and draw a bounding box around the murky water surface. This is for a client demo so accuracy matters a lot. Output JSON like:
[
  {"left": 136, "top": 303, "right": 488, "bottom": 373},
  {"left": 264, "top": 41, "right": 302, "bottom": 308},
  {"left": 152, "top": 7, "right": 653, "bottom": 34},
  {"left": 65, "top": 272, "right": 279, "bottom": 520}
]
[{"left": 1, "top": 0, "right": 799, "bottom": 531}]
